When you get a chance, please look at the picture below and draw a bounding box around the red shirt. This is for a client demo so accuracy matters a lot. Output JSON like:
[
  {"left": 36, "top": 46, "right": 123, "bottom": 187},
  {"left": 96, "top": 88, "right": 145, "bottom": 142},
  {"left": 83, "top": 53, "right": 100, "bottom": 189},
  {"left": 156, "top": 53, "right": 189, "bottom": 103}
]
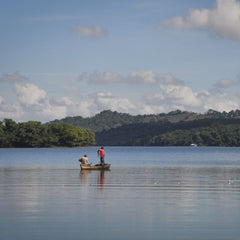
[{"left": 98, "top": 149, "right": 105, "bottom": 157}]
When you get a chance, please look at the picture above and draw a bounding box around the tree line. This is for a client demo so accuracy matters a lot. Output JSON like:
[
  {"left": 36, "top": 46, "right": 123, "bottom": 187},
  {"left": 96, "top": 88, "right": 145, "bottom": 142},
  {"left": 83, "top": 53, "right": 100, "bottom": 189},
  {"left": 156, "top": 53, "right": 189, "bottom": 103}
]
[
  {"left": 0, "top": 119, "right": 96, "bottom": 148},
  {"left": 2, "top": 110, "right": 240, "bottom": 147}
]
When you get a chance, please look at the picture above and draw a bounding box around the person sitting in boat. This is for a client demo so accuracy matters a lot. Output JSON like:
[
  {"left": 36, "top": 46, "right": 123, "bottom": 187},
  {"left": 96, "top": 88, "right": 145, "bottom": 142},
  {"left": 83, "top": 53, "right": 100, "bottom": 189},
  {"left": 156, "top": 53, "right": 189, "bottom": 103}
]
[
  {"left": 97, "top": 147, "right": 105, "bottom": 166},
  {"left": 79, "top": 155, "right": 88, "bottom": 165}
]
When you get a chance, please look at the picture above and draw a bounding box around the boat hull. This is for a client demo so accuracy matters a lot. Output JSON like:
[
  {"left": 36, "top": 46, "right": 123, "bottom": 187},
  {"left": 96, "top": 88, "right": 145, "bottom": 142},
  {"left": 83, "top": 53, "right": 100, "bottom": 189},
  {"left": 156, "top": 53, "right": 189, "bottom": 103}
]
[{"left": 80, "top": 164, "right": 111, "bottom": 170}]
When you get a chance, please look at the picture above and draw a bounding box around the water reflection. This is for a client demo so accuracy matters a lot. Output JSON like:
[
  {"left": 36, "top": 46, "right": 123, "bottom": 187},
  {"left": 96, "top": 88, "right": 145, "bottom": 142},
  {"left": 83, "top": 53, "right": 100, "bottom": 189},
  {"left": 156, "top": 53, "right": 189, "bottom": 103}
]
[
  {"left": 79, "top": 169, "right": 107, "bottom": 191},
  {"left": 75, "top": 166, "right": 240, "bottom": 240},
  {"left": 1, "top": 157, "right": 240, "bottom": 240},
  {"left": 100, "top": 170, "right": 104, "bottom": 191},
  {"left": 80, "top": 170, "right": 88, "bottom": 185}
]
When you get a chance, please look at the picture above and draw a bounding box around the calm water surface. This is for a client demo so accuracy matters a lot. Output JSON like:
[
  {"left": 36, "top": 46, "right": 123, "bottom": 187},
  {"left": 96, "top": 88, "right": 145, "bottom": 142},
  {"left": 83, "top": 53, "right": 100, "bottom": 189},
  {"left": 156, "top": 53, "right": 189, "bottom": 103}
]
[{"left": 0, "top": 147, "right": 240, "bottom": 240}]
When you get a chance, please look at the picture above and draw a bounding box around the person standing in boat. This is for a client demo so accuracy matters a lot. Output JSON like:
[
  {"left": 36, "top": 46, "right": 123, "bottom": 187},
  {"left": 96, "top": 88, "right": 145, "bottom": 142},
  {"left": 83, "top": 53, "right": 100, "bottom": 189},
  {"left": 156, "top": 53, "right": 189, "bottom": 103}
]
[
  {"left": 79, "top": 154, "right": 88, "bottom": 165},
  {"left": 97, "top": 147, "right": 105, "bottom": 165}
]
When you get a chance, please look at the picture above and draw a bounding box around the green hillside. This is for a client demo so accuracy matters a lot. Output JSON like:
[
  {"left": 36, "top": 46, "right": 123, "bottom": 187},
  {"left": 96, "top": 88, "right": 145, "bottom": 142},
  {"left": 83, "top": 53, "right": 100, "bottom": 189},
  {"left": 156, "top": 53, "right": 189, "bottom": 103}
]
[
  {"left": 49, "top": 109, "right": 240, "bottom": 146},
  {"left": 96, "top": 118, "right": 240, "bottom": 146},
  {"left": 49, "top": 109, "right": 203, "bottom": 132}
]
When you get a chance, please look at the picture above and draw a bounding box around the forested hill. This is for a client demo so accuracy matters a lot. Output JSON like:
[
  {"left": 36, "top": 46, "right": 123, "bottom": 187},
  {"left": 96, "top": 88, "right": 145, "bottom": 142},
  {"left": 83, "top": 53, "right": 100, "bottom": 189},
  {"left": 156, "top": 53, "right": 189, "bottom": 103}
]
[
  {"left": 49, "top": 109, "right": 240, "bottom": 133},
  {"left": 3, "top": 109, "right": 240, "bottom": 147},
  {"left": 49, "top": 109, "right": 240, "bottom": 146},
  {"left": 96, "top": 118, "right": 240, "bottom": 146}
]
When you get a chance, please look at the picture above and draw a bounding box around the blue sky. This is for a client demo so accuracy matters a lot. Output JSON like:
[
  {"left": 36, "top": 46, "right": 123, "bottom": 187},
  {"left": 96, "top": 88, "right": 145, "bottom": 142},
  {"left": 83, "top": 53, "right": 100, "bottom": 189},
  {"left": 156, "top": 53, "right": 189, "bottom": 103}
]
[{"left": 1, "top": 0, "right": 240, "bottom": 122}]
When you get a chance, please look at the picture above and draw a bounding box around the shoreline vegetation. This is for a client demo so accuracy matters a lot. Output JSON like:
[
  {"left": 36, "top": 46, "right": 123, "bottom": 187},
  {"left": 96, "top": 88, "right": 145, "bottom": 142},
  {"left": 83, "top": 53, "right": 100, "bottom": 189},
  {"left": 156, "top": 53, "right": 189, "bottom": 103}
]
[
  {"left": 0, "top": 119, "right": 96, "bottom": 148},
  {"left": 1, "top": 109, "right": 240, "bottom": 147}
]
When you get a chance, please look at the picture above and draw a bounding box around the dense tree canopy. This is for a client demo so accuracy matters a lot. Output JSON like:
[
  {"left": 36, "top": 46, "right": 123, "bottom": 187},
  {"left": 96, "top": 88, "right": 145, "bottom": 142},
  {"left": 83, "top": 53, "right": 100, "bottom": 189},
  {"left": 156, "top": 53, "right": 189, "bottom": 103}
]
[{"left": 0, "top": 119, "right": 96, "bottom": 148}]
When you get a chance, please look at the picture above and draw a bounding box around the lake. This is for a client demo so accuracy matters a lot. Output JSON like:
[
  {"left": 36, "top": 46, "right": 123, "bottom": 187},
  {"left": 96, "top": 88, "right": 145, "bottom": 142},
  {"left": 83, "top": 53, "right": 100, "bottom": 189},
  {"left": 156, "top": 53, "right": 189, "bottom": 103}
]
[{"left": 0, "top": 147, "right": 240, "bottom": 240}]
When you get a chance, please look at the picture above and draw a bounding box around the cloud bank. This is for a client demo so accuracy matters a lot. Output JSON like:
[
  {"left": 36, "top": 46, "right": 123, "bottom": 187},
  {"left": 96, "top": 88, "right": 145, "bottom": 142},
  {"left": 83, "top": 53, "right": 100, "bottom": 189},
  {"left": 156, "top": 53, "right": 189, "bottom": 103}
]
[
  {"left": 142, "top": 78, "right": 239, "bottom": 115},
  {"left": 1, "top": 72, "right": 240, "bottom": 122},
  {"left": 162, "top": 0, "right": 240, "bottom": 42}
]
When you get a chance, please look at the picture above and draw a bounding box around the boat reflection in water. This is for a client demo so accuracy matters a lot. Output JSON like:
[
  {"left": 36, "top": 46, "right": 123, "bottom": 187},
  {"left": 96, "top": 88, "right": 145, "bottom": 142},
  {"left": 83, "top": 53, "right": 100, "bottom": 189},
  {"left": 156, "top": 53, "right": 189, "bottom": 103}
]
[
  {"left": 80, "top": 169, "right": 108, "bottom": 191},
  {"left": 100, "top": 170, "right": 104, "bottom": 191}
]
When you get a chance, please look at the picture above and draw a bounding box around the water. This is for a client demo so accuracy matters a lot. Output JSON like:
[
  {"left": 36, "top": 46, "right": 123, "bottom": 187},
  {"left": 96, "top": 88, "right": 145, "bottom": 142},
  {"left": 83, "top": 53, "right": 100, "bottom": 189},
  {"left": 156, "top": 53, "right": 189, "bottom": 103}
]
[{"left": 0, "top": 147, "right": 240, "bottom": 240}]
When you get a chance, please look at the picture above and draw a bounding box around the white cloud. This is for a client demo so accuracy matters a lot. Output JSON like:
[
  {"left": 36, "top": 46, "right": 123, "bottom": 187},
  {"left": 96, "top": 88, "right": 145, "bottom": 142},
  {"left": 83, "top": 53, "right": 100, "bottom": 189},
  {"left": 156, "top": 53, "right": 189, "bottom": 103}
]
[
  {"left": 94, "top": 92, "right": 136, "bottom": 113},
  {"left": 162, "top": 0, "right": 240, "bottom": 42},
  {"left": 39, "top": 103, "right": 67, "bottom": 121},
  {"left": 14, "top": 83, "right": 47, "bottom": 105},
  {"left": 0, "top": 100, "right": 24, "bottom": 121},
  {"left": 72, "top": 25, "right": 108, "bottom": 38},
  {"left": 200, "top": 92, "right": 239, "bottom": 112},
  {"left": 0, "top": 71, "right": 28, "bottom": 83},
  {"left": 160, "top": 84, "right": 201, "bottom": 107},
  {"left": 52, "top": 96, "right": 73, "bottom": 106},
  {"left": 141, "top": 80, "right": 240, "bottom": 114},
  {"left": 61, "top": 97, "right": 73, "bottom": 106},
  {"left": 0, "top": 82, "right": 137, "bottom": 122},
  {"left": 9, "top": 83, "right": 68, "bottom": 122},
  {"left": 67, "top": 99, "right": 95, "bottom": 117}
]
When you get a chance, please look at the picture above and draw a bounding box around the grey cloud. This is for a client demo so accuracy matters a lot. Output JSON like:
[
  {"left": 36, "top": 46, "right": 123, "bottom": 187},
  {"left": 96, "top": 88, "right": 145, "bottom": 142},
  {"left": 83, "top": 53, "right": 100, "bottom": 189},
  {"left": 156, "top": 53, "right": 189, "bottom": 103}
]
[
  {"left": 72, "top": 25, "right": 108, "bottom": 38},
  {"left": 0, "top": 71, "right": 28, "bottom": 83},
  {"left": 161, "top": 73, "right": 185, "bottom": 85},
  {"left": 78, "top": 70, "right": 158, "bottom": 84},
  {"left": 214, "top": 79, "right": 235, "bottom": 88}
]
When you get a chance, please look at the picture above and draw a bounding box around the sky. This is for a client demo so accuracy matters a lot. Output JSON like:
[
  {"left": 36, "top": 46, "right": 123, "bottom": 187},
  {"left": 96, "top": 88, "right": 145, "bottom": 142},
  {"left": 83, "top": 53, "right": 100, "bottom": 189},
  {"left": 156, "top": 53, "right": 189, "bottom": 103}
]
[{"left": 1, "top": 0, "right": 240, "bottom": 123}]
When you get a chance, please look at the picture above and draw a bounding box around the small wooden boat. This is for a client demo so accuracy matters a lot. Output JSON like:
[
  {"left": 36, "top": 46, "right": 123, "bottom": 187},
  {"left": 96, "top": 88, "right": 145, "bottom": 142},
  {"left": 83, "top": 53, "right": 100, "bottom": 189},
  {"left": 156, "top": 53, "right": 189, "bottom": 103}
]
[{"left": 80, "top": 164, "right": 111, "bottom": 170}]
